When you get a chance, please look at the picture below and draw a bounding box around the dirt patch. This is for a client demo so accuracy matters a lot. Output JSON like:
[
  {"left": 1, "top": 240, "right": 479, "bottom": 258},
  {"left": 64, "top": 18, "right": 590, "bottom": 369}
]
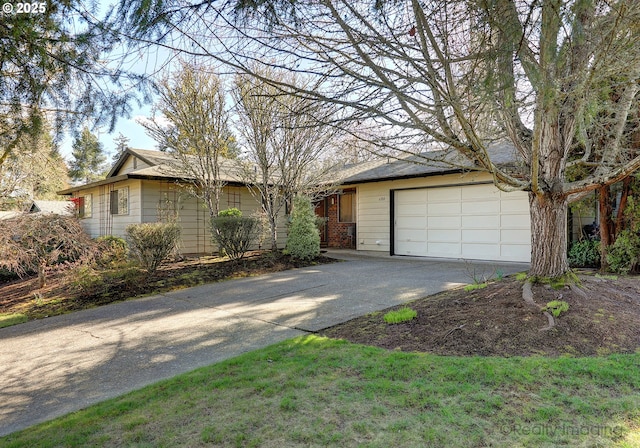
[
  {"left": 321, "top": 273, "right": 640, "bottom": 357},
  {"left": 0, "top": 252, "right": 337, "bottom": 320}
]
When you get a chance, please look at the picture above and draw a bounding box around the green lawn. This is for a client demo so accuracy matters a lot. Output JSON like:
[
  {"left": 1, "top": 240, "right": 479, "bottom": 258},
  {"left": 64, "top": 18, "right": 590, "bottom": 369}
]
[{"left": 2, "top": 336, "right": 639, "bottom": 447}]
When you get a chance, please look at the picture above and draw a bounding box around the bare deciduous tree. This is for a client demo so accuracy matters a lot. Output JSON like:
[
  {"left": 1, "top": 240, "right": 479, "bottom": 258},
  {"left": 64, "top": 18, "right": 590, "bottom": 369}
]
[
  {"left": 139, "top": 62, "right": 236, "bottom": 219},
  {"left": 234, "top": 70, "right": 340, "bottom": 250},
  {"left": 120, "top": 0, "right": 640, "bottom": 279}
]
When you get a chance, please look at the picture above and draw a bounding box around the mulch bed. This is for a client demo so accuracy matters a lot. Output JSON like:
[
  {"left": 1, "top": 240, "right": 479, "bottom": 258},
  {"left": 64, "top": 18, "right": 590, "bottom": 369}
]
[
  {"left": 321, "top": 273, "right": 640, "bottom": 357},
  {"left": 0, "top": 252, "right": 338, "bottom": 318}
]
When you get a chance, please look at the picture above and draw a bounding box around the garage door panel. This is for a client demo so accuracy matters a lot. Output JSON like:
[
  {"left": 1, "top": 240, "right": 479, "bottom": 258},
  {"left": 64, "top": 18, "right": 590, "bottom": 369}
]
[
  {"left": 501, "top": 196, "right": 530, "bottom": 213},
  {"left": 398, "top": 189, "right": 428, "bottom": 203},
  {"left": 428, "top": 202, "right": 460, "bottom": 215},
  {"left": 462, "top": 229, "right": 499, "bottom": 243},
  {"left": 501, "top": 214, "right": 530, "bottom": 229},
  {"left": 396, "top": 228, "right": 426, "bottom": 242},
  {"left": 394, "top": 186, "right": 531, "bottom": 262},
  {"left": 463, "top": 200, "right": 500, "bottom": 214},
  {"left": 462, "top": 243, "right": 500, "bottom": 259},
  {"left": 428, "top": 216, "right": 460, "bottom": 228},
  {"left": 396, "top": 203, "right": 426, "bottom": 217},
  {"left": 428, "top": 188, "right": 460, "bottom": 202},
  {"left": 396, "top": 241, "right": 428, "bottom": 255},
  {"left": 501, "top": 229, "right": 530, "bottom": 243},
  {"left": 429, "top": 228, "right": 460, "bottom": 242},
  {"left": 396, "top": 216, "right": 426, "bottom": 229},
  {"left": 428, "top": 242, "right": 461, "bottom": 256},
  {"left": 462, "top": 215, "right": 499, "bottom": 228},
  {"left": 462, "top": 184, "right": 499, "bottom": 199}
]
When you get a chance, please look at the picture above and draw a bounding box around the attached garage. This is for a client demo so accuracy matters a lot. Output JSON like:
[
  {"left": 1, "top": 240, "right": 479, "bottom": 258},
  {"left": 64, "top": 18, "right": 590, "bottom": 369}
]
[{"left": 393, "top": 183, "right": 531, "bottom": 262}]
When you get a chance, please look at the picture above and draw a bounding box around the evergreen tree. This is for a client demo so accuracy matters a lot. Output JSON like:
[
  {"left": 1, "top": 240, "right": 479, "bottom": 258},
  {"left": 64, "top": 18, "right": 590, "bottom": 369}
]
[
  {"left": 69, "top": 127, "right": 107, "bottom": 184},
  {"left": 112, "top": 133, "right": 130, "bottom": 163},
  {"left": 0, "top": 121, "right": 69, "bottom": 208},
  {"left": 285, "top": 196, "right": 320, "bottom": 261}
]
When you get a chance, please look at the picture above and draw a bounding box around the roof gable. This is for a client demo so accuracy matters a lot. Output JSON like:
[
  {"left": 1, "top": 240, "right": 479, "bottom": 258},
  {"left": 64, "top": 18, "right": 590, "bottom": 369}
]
[{"left": 107, "top": 148, "right": 175, "bottom": 178}]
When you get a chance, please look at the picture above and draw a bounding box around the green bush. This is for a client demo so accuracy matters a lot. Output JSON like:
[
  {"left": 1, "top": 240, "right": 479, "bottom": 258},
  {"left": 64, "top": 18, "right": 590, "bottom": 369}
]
[
  {"left": 126, "top": 222, "right": 181, "bottom": 273},
  {"left": 96, "top": 235, "right": 128, "bottom": 267},
  {"left": 606, "top": 230, "right": 640, "bottom": 275},
  {"left": 218, "top": 207, "right": 243, "bottom": 218},
  {"left": 211, "top": 209, "right": 259, "bottom": 261},
  {"left": 68, "top": 263, "right": 143, "bottom": 296},
  {"left": 284, "top": 196, "right": 320, "bottom": 261},
  {"left": 568, "top": 239, "right": 601, "bottom": 268}
]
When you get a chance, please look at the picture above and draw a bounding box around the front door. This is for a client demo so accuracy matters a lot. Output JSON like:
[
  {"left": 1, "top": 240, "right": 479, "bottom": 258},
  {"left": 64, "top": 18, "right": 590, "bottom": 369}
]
[{"left": 314, "top": 198, "right": 328, "bottom": 247}]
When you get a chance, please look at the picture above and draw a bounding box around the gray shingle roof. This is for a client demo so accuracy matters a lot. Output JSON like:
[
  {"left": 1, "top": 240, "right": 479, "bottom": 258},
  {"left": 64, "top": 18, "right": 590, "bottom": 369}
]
[{"left": 339, "top": 142, "right": 519, "bottom": 184}]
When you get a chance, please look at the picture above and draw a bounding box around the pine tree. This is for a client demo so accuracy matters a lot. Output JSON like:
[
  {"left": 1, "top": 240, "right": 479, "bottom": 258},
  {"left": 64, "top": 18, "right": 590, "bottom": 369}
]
[
  {"left": 112, "top": 133, "right": 130, "bottom": 163},
  {"left": 69, "top": 127, "right": 107, "bottom": 184}
]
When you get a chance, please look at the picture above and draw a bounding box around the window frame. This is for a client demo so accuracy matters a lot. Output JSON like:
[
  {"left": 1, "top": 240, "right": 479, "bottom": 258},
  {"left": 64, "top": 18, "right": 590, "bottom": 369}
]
[
  {"left": 338, "top": 190, "right": 356, "bottom": 223},
  {"left": 78, "top": 194, "right": 92, "bottom": 218},
  {"left": 110, "top": 187, "right": 129, "bottom": 216}
]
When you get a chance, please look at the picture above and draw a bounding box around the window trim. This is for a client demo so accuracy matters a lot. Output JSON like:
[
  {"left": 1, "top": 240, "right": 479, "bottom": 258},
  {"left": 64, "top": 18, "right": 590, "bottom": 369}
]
[
  {"left": 79, "top": 194, "right": 92, "bottom": 218},
  {"left": 338, "top": 191, "right": 356, "bottom": 223},
  {"left": 110, "top": 186, "right": 129, "bottom": 216}
]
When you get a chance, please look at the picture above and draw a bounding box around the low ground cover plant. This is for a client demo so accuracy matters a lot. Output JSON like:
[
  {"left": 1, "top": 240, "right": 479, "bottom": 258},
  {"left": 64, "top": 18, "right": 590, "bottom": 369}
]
[{"left": 383, "top": 307, "right": 417, "bottom": 324}]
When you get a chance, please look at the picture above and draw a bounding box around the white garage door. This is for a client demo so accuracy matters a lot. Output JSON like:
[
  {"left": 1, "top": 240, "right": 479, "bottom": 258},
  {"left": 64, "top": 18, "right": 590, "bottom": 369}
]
[{"left": 394, "top": 184, "right": 531, "bottom": 262}]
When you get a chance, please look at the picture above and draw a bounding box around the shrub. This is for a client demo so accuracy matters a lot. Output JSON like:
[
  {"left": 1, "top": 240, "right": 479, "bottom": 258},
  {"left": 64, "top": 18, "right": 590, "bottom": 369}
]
[
  {"left": 0, "top": 214, "right": 96, "bottom": 288},
  {"left": 568, "top": 239, "right": 601, "bottom": 268},
  {"left": 284, "top": 196, "right": 320, "bottom": 261},
  {"left": 218, "top": 207, "right": 242, "bottom": 218},
  {"left": 96, "top": 235, "right": 128, "bottom": 267},
  {"left": 68, "top": 263, "right": 143, "bottom": 297},
  {"left": 211, "top": 209, "right": 259, "bottom": 261},
  {"left": 606, "top": 230, "right": 640, "bottom": 275},
  {"left": 126, "top": 222, "right": 181, "bottom": 273}
]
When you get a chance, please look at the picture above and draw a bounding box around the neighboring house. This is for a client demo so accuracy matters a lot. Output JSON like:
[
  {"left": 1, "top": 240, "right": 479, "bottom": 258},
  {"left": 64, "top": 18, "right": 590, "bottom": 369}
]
[
  {"left": 0, "top": 200, "right": 73, "bottom": 220},
  {"left": 58, "top": 148, "right": 287, "bottom": 254},
  {"left": 319, "top": 143, "right": 533, "bottom": 263},
  {"left": 27, "top": 200, "right": 74, "bottom": 216},
  {"left": 0, "top": 211, "right": 22, "bottom": 221}
]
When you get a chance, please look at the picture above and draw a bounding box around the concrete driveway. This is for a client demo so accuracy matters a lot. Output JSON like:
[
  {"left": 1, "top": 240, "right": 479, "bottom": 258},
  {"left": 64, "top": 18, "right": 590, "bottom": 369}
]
[{"left": 0, "top": 250, "right": 527, "bottom": 436}]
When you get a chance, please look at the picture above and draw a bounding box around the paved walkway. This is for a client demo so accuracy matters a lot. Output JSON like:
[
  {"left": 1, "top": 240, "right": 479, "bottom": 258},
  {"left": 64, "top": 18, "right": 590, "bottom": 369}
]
[{"left": 0, "top": 251, "right": 527, "bottom": 436}]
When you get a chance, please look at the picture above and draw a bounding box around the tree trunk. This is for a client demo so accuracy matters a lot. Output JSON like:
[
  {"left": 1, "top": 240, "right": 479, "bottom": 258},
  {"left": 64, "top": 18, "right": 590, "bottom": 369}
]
[
  {"left": 599, "top": 185, "right": 614, "bottom": 272},
  {"left": 269, "top": 214, "right": 279, "bottom": 251},
  {"left": 528, "top": 192, "right": 570, "bottom": 278},
  {"left": 615, "top": 176, "right": 632, "bottom": 232},
  {"left": 38, "top": 262, "right": 46, "bottom": 289}
]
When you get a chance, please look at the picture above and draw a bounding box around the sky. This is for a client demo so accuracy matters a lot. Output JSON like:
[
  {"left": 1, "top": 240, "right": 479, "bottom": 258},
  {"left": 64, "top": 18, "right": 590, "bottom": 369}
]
[{"left": 58, "top": 3, "right": 171, "bottom": 162}]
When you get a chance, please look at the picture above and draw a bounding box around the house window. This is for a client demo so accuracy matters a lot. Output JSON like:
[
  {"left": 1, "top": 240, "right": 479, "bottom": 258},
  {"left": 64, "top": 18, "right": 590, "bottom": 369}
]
[
  {"left": 339, "top": 191, "right": 356, "bottom": 223},
  {"left": 227, "top": 187, "right": 241, "bottom": 209},
  {"left": 78, "top": 194, "right": 92, "bottom": 218},
  {"left": 110, "top": 187, "right": 129, "bottom": 215}
]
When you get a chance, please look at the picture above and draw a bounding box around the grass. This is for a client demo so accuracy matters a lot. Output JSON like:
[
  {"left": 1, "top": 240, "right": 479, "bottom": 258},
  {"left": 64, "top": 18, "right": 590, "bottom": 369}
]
[
  {"left": 383, "top": 307, "right": 417, "bottom": 324},
  {"left": 464, "top": 282, "right": 488, "bottom": 292},
  {"left": 0, "top": 313, "right": 27, "bottom": 329},
  {"left": 2, "top": 335, "right": 639, "bottom": 447}
]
